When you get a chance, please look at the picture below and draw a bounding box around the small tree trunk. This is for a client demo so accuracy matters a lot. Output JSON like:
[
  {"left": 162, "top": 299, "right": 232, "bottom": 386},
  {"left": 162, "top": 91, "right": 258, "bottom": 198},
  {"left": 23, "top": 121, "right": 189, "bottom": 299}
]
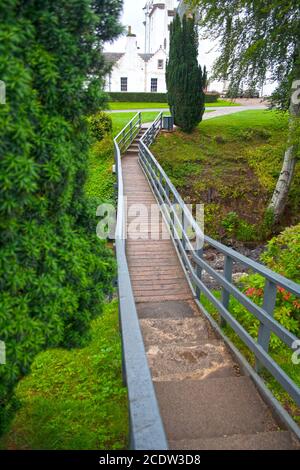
[{"left": 268, "top": 82, "right": 300, "bottom": 222}]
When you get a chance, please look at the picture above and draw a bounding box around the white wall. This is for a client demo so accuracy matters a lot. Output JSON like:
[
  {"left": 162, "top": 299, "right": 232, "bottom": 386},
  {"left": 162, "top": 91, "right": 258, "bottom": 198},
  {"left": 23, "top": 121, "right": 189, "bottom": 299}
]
[{"left": 145, "top": 49, "right": 168, "bottom": 93}]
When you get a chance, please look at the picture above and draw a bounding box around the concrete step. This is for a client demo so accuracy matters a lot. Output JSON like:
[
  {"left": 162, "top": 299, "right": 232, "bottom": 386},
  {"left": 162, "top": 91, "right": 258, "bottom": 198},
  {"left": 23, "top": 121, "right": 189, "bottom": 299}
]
[
  {"left": 140, "top": 318, "right": 213, "bottom": 346},
  {"left": 169, "top": 431, "right": 298, "bottom": 450},
  {"left": 137, "top": 300, "right": 197, "bottom": 319},
  {"left": 125, "top": 148, "right": 139, "bottom": 154},
  {"left": 145, "top": 340, "right": 241, "bottom": 383},
  {"left": 155, "top": 376, "right": 279, "bottom": 441}
]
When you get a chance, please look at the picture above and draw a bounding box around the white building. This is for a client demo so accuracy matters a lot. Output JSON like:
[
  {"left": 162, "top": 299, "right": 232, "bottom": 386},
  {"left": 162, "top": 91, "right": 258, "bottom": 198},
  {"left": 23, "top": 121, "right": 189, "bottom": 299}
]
[{"left": 104, "top": 1, "right": 177, "bottom": 94}]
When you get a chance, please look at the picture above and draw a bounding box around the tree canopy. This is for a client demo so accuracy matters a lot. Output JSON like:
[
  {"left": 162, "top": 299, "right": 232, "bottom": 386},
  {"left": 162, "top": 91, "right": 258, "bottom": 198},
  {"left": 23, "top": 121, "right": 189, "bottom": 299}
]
[
  {"left": 0, "top": 0, "right": 122, "bottom": 429},
  {"left": 188, "top": 0, "right": 300, "bottom": 109}
]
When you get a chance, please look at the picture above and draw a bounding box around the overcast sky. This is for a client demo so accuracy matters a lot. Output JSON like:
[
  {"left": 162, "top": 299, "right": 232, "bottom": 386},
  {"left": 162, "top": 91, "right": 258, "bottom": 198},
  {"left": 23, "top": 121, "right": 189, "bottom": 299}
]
[{"left": 104, "top": 0, "right": 276, "bottom": 94}]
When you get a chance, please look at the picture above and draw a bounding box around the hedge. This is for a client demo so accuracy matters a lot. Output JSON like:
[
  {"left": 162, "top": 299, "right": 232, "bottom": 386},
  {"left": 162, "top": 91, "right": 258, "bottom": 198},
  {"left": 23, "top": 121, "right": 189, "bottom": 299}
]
[{"left": 108, "top": 92, "right": 220, "bottom": 103}]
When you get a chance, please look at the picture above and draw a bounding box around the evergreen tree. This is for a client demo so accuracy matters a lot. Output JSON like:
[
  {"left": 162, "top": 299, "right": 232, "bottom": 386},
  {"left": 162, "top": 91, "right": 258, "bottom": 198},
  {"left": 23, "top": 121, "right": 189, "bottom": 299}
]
[
  {"left": 0, "top": 0, "right": 122, "bottom": 428},
  {"left": 166, "top": 14, "right": 205, "bottom": 133}
]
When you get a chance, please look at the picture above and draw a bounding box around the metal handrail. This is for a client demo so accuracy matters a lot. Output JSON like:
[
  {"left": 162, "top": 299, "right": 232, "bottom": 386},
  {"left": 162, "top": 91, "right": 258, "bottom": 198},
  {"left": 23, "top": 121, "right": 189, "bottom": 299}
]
[
  {"left": 115, "top": 112, "right": 142, "bottom": 154},
  {"left": 114, "top": 114, "right": 168, "bottom": 450},
  {"left": 139, "top": 114, "right": 300, "bottom": 407}
]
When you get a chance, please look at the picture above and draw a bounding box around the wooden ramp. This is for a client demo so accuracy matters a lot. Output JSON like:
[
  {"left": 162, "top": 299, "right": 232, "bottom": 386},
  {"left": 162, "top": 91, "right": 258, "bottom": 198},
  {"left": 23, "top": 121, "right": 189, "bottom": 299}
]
[{"left": 121, "top": 129, "right": 298, "bottom": 450}]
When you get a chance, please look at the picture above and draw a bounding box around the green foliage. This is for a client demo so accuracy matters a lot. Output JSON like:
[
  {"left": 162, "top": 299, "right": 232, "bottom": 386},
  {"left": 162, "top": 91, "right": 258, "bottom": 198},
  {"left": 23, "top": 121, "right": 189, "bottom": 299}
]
[
  {"left": 84, "top": 136, "right": 115, "bottom": 204},
  {"left": 166, "top": 14, "right": 205, "bottom": 133},
  {"left": 109, "top": 92, "right": 168, "bottom": 103},
  {"left": 204, "top": 93, "right": 220, "bottom": 103},
  {"left": 0, "top": 301, "right": 128, "bottom": 450},
  {"left": 88, "top": 112, "right": 113, "bottom": 142},
  {"left": 261, "top": 224, "right": 300, "bottom": 283},
  {"left": 0, "top": 0, "right": 122, "bottom": 428},
  {"left": 152, "top": 110, "right": 300, "bottom": 241},
  {"left": 108, "top": 92, "right": 219, "bottom": 104},
  {"left": 189, "top": 0, "right": 300, "bottom": 110}
]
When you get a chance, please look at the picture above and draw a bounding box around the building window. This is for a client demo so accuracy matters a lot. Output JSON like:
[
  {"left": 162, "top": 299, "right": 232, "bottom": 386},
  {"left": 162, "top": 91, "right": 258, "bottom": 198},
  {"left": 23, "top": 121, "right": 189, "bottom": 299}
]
[
  {"left": 158, "top": 59, "right": 164, "bottom": 69},
  {"left": 164, "top": 38, "right": 167, "bottom": 49},
  {"left": 120, "top": 77, "right": 128, "bottom": 92},
  {"left": 151, "top": 78, "right": 158, "bottom": 93}
]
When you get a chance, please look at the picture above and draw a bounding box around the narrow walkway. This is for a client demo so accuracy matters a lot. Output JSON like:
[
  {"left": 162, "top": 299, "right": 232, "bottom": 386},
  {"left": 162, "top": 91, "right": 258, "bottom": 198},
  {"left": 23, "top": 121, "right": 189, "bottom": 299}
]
[{"left": 122, "top": 129, "right": 298, "bottom": 450}]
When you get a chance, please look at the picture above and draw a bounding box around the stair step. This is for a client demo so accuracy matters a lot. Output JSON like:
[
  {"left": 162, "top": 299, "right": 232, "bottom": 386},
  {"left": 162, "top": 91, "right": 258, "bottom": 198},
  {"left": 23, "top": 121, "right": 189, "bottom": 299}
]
[
  {"left": 140, "top": 318, "right": 213, "bottom": 346},
  {"left": 137, "top": 300, "right": 197, "bottom": 319},
  {"left": 145, "top": 340, "right": 241, "bottom": 383},
  {"left": 169, "top": 431, "right": 298, "bottom": 450},
  {"left": 155, "top": 376, "right": 279, "bottom": 441}
]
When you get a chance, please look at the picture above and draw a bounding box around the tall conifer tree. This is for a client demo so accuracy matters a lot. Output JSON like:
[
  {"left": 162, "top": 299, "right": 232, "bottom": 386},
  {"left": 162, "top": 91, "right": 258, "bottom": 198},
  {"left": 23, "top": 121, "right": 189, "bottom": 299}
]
[{"left": 166, "top": 14, "right": 205, "bottom": 133}]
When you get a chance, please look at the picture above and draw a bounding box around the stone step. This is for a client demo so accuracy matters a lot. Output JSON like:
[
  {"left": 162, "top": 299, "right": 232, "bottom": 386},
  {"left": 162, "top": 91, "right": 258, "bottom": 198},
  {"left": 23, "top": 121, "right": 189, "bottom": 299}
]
[
  {"left": 140, "top": 318, "right": 212, "bottom": 346},
  {"left": 169, "top": 431, "right": 298, "bottom": 450},
  {"left": 155, "top": 376, "right": 279, "bottom": 441},
  {"left": 145, "top": 339, "right": 241, "bottom": 383},
  {"left": 134, "top": 292, "right": 193, "bottom": 303},
  {"left": 137, "top": 300, "right": 197, "bottom": 319}
]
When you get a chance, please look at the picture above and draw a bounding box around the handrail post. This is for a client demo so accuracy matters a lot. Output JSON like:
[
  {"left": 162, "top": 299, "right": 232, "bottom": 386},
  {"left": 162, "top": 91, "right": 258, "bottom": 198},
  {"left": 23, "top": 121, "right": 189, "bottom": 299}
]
[
  {"left": 256, "top": 279, "right": 277, "bottom": 372},
  {"left": 221, "top": 255, "right": 233, "bottom": 327},
  {"left": 196, "top": 245, "right": 203, "bottom": 300}
]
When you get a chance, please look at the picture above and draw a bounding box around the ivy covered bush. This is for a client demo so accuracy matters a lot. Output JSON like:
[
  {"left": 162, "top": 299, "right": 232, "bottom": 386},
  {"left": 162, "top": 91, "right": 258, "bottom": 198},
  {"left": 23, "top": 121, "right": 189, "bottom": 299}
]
[
  {"left": 230, "top": 224, "right": 300, "bottom": 349},
  {"left": 0, "top": 0, "right": 122, "bottom": 429},
  {"left": 88, "top": 112, "right": 113, "bottom": 142}
]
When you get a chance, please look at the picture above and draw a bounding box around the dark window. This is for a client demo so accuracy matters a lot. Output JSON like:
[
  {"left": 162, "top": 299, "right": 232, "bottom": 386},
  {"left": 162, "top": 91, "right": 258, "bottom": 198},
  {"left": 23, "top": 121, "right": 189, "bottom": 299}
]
[
  {"left": 151, "top": 78, "right": 158, "bottom": 92},
  {"left": 120, "top": 77, "right": 128, "bottom": 92},
  {"left": 158, "top": 59, "right": 164, "bottom": 69},
  {"left": 164, "top": 38, "right": 167, "bottom": 49}
]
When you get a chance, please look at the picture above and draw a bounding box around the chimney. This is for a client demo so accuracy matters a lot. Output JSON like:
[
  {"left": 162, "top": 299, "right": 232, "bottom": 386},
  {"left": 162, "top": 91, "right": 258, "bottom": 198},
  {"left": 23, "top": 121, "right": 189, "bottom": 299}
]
[{"left": 125, "top": 26, "right": 137, "bottom": 54}]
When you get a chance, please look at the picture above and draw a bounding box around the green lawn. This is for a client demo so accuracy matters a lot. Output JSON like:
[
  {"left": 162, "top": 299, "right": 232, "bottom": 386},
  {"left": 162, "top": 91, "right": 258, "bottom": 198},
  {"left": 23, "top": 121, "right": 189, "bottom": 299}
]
[
  {"left": 108, "top": 99, "right": 239, "bottom": 111},
  {"left": 0, "top": 301, "right": 128, "bottom": 450},
  {"left": 151, "top": 109, "right": 300, "bottom": 242},
  {"left": 111, "top": 111, "right": 165, "bottom": 137}
]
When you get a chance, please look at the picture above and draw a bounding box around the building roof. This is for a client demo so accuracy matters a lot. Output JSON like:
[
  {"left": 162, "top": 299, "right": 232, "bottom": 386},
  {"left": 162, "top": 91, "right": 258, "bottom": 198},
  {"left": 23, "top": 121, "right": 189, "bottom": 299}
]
[
  {"left": 103, "top": 52, "right": 124, "bottom": 65},
  {"left": 138, "top": 53, "right": 155, "bottom": 62}
]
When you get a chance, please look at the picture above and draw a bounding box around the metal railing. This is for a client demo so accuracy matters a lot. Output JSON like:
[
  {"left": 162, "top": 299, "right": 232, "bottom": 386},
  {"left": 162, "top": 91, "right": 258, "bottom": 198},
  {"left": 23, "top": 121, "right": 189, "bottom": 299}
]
[
  {"left": 115, "top": 112, "right": 142, "bottom": 155},
  {"left": 139, "top": 113, "right": 300, "bottom": 407},
  {"left": 114, "top": 113, "right": 168, "bottom": 450}
]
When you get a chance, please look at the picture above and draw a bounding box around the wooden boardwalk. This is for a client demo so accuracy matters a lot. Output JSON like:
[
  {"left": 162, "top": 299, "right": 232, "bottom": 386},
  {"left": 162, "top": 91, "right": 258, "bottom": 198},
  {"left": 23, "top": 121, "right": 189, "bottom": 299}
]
[{"left": 121, "top": 129, "right": 298, "bottom": 450}]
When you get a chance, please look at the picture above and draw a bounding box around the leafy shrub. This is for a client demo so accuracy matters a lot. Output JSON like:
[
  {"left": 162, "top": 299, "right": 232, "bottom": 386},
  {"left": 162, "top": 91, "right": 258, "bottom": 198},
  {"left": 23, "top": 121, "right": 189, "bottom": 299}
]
[
  {"left": 222, "top": 211, "right": 239, "bottom": 236},
  {"left": 108, "top": 91, "right": 219, "bottom": 104},
  {"left": 88, "top": 112, "right": 112, "bottom": 142},
  {"left": 84, "top": 136, "right": 115, "bottom": 203},
  {"left": 229, "top": 224, "right": 300, "bottom": 350},
  {"left": 222, "top": 212, "right": 257, "bottom": 242},
  {"left": 109, "top": 92, "right": 168, "bottom": 103},
  {"left": 204, "top": 93, "right": 220, "bottom": 103},
  {"left": 261, "top": 223, "right": 300, "bottom": 283},
  {"left": 0, "top": 0, "right": 121, "bottom": 430}
]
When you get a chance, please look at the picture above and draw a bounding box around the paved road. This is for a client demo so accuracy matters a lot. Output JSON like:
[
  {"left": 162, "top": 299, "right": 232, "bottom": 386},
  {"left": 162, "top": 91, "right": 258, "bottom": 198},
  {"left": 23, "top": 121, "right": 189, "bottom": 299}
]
[{"left": 109, "top": 105, "right": 267, "bottom": 115}]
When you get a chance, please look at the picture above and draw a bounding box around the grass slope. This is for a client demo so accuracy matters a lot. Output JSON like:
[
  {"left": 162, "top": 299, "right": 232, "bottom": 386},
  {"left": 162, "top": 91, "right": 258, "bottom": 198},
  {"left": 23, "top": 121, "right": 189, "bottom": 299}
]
[
  {"left": 0, "top": 301, "right": 128, "bottom": 450},
  {"left": 151, "top": 110, "right": 300, "bottom": 242},
  {"left": 108, "top": 99, "right": 239, "bottom": 111}
]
